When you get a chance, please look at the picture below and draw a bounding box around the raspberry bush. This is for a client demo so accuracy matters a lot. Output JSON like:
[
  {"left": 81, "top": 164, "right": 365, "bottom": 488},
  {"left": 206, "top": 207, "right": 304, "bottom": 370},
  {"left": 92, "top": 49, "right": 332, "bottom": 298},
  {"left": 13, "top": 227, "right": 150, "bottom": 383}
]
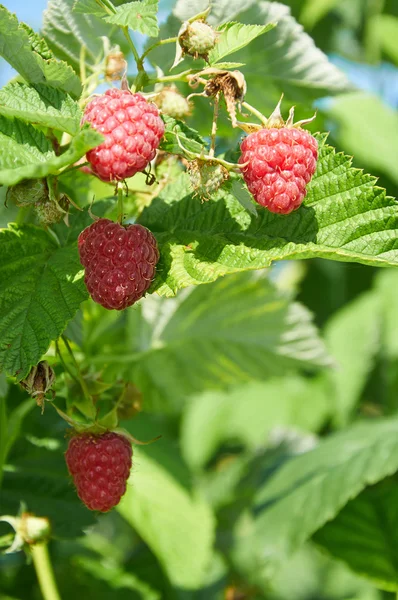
[{"left": 1, "top": 1, "right": 398, "bottom": 599}]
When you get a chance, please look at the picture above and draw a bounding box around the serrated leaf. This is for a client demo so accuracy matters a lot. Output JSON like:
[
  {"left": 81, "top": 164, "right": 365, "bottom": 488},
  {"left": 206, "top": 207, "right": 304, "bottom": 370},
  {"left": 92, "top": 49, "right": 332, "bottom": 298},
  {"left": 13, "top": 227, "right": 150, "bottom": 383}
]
[
  {"left": 0, "top": 224, "right": 88, "bottom": 379},
  {"left": 118, "top": 447, "right": 215, "bottom": 589},
  {"left": 0, "top": 83, "right": 82, "bottom": 135},
  {"left": 139, "top": 135, "right": 398, "bottom": 298},
  {"left": 247, "top": 417, "right": 398, "bottom": 571},
  {"left": 0, "top": 6, "right": 81, "bottom": 98},
  {"left": 72, "top": 0, "right": 108, "bottom": 18},
  {"left": 95, "top": 272, "right": 331, "bottom": 412},
  {"left": 174, "top": 0, "right": 352, "bottom": 99},
  {"left": 208, "top": 21, "right": 275, "bottom": 66},
  {"left": 104, "top": 0, "right": 159, "bottom": 37},
  {"left": 314, "top": 478, "right": 398, "bottom": 591},
  {"left": 159, "top": 114, "right": 206, "bottom": 156},
  {"left": 0, "top": 123, "right": 102, "bottom": 186},
  {"left": 207, "top": 61, "right": 245, "bottom": 69},
  {"left": 42, "top": 0, "right": 123, "bottom": 73}
]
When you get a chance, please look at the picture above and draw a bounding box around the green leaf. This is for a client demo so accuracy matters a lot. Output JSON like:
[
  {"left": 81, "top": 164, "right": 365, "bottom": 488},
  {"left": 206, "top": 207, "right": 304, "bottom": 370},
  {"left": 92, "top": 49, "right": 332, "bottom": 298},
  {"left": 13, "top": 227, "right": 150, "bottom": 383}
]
[
  {"left": 0, "top": 6, "right": 81, "bottom": 98},
  {"left": 181, "top": 376, "right": 331, "bottom": 470},
  {"left": 324, "top": 290, "right": 381, "bottom": 426},
  {"left": 369, "top": 14, "right": 398, "bottom": 65},
  {"left": 246, "top": 417, "right": 398, "bottom": 571},
  {"left": 300, "top": 0, "right": 342, "bottom": 29},
  {"left": 159, "top": 114, "right": 206, "bottom": 156},
  {"left": 0, "top": 82, "right": 82, "bottom": 136},
  {"left": 72, "top": 0, "right": 108, "bottom": 18},
  {"left": 118, "top": 447, "right": 215, "bottom": 589},
  {"left": 0, "top": 123, "right": 102, "bottom": 186},
  {"left": 314, "top": 478, "right": 398, "bottom": 592},
  {"left": 326, "top": 92, "right": 398, "bottom": 184},
  {"left": 174, "top": 0, "right": 352, "bottom": 99},
  {"left": 140, "top": 135, "right": 398, "bottom": 298},
  {"left": 104, "top": 0, "right": 159, "bottom": 37},
  {"left": 2, "top": 442, "right": 96, "bottom": 537},
  {"left": 104, "top": 273, "right": 330, "bottom": 412},
  {"left": 208, "top": 21, "right": 276, "bottom": 66},
  {"left": 42, "top": 0, "right": 123, "bottom": 73},
  {"left": 74, "top": 556, "right": 161, "bottom": 600},
  {"left": 0, "top": 224, "right": 88, "bottom": 379}
]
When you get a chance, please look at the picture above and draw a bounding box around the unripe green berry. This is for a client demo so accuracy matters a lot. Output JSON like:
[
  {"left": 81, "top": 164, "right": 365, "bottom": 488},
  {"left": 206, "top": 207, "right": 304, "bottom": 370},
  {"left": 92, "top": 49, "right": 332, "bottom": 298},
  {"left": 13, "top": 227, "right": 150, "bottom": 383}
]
[
  {"left": 179, "top": 21, "right": 217, "bottom": 59},
  {"left": 188, "top": 160, "right": 229, "bottom": 201},
  {"left": 155, "top": 87, "right": 191, "bottom": 120}
]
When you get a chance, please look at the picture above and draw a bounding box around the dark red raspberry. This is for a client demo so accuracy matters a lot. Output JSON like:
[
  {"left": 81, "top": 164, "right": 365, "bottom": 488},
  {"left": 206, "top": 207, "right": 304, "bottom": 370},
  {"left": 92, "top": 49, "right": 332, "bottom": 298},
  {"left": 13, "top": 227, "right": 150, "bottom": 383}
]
[
  {"left": 65, "top": 431, "right": 132, "bottom": 512},
  {"left": 82, "top": 88, "right": 164, "bottom": 182},
  {"left": 78, "top": 218, "right": 159, "bottom": 310},
  {"left": 239, "top": 127, "right": 318, "bottom": 214}
]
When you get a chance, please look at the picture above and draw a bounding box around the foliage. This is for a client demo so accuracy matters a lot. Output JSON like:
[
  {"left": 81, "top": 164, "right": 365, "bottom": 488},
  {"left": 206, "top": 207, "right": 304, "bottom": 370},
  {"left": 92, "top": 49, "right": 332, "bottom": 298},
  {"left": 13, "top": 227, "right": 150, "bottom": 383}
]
[{"left": 0, "top": 0, "right": 397, "bottom": 599}]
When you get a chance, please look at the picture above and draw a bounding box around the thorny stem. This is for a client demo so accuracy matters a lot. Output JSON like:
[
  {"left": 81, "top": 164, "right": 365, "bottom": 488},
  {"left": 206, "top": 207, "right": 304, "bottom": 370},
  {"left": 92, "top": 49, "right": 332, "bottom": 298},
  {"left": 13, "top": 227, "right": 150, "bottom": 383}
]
[
  {"left": 31, "top": 543, "right": 61, "bottom": 600},
  {"left": 209, "top": 94, "right": 220, "bottom": 158},
  {"left": 241, "top": 101, "right": 268, "bottom": 126},
  {"left": 140, "top": 37, "right": 178, "bottom": 62},
  {"left": 61, "top": 335, "right": 92, "bottom": 405}
]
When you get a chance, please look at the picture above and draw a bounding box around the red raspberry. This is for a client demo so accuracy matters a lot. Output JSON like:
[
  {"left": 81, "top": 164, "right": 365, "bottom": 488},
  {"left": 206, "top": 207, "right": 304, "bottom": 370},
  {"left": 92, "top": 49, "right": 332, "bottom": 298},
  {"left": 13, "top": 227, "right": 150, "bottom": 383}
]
[
  {"left": 239, "top": 127, "right": 318, "bottom": 214},
  {"left": 65, "top": 431, "right": 132, "bottom": 512},
  {"left": 78, "top": 218, "right": 159, "bottom": 310},
  {"left": 82, "top": 88, "right": 165, "bottom": 182}
]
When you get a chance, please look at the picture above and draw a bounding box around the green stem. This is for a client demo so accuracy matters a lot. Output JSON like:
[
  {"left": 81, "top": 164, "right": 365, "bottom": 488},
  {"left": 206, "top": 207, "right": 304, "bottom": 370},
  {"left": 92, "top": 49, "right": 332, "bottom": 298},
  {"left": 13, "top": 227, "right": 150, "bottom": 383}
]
[
  {"left": 31, "top": 543, "right": 61, "bottom": 600},
  {"left": 61, "top": 336, "right": 92, "bottom": 404},
  {"left": 122, "top": 27, "right": 143, "bottom": 70},
  {"left": 117, "top": 185, "right": 124, "bottom": 224},
  {"left": 241, "top": 101, "right": 268, "bottom": 126},
  {"left": 140, "top": 37, "right": 178, "bottom": 62},
  {"left": 148, "top": 68, "right": 198, "bottom": 85}
]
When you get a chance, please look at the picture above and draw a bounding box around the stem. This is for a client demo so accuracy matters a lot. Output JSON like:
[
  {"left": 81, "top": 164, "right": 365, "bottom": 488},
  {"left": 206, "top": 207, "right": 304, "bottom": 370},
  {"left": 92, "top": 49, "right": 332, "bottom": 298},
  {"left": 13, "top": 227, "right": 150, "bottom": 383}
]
[
  {"left": 140, "top": 37, "right": 178, "bottom": 62},
  {"left": 209, "top": 94, "right": 220, "bottom": 158},
  {"left": 149, "top": 68, "right": 199, "bottom": 85},
  {"left": 31, "top": 543, "right": 61, "bottom": 600},
  {"left": 122, "top": 27, "right": 142, "bottom": 70},
  {"left": 241, "top": 101, "right": 268, "bottom": 126},
  {"left": 61, "top": 336, "right": 92, "bottom": 404},
  {"left": 117, "top": 185, "right": 124, "bottom": 224}
]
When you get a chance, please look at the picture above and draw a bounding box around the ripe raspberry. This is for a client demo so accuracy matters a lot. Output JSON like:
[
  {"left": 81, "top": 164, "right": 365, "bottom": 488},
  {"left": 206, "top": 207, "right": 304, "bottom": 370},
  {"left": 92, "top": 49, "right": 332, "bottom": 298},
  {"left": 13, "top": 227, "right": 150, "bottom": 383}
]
[
  {"left": 188, "top": 159, "right": 229, "bottom": 201},
  {"left": 82, "top": 88, "right": 165, "bottom": 182},
  {"left": 179, "top": 21, "right": 217, "bottom": 59},
  {"left": 154, "top": 87, "right": 191, "bottom": 120},
  {"left": 65, "top": 431, "right": 132, "bottom": 512},
  {"left": 78, "top": 218, "right": 159, "bottom": 310},
  {"left": 239, "top": 127, "right": 318, "bottom": 214}
]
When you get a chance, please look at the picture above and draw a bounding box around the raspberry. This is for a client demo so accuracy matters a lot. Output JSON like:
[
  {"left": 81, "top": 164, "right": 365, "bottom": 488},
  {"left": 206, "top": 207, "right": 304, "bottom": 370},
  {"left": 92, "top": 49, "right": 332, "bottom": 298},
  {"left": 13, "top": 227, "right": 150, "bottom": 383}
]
[
  {"left": 154, "top": 87, "right": 191, "bottom": 120},
  {"left": 78, "top": 218, "right": 159, "bottom": 310},
  {"left": 82, "top": 88, "right": 165, "bottom": 182},
  {"left": 188, "top": 159, "right": 229, "bottom": 201},
  {"left": 239, "top": 127, "right": 318, "bottom": 214},
  {"left": 65, "top": 431, "right": 132, "bottom": 512},
  {"left": 179, "top": 21, "right": 217, "bottom": 59}
]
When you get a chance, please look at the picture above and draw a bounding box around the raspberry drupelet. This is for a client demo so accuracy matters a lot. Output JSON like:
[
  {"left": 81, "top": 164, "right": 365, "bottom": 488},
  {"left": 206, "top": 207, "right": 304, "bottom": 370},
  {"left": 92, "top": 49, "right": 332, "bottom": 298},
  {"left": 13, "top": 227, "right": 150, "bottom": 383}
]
[
  {"left": 82, "top": 88, "right": 165, "bottom": 182},
  {"left": 65, "top": 431, "right": 133, "bottom": 512},
  {"left": 78, "top": 218, "right": 159, "bottom": 310}
]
